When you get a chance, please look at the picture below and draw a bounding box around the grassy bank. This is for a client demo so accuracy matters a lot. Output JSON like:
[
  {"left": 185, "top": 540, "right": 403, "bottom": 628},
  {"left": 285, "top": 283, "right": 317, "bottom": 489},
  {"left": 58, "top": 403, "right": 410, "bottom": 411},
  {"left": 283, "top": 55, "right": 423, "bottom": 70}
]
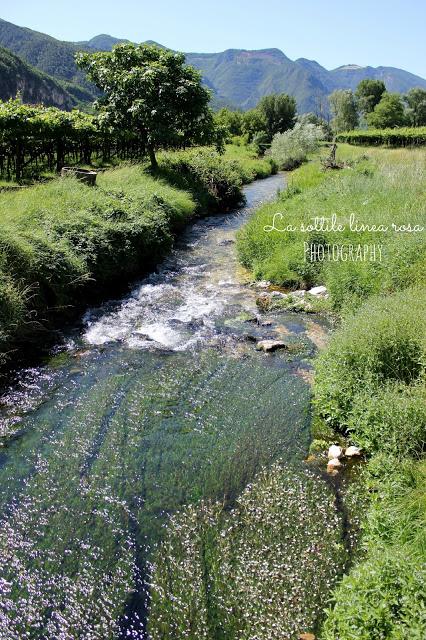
[
  {"left": 0, "top": 144, "right": 274, "bottom": 366},
  {"left": 317, "top": 289, "right": 426, "bottom": 638},
  {"left": 237, "top": 144, "right": 425, "bottom": 310},
  {"left": 235, "top": 145, "right": 426, "bottom": 637}
]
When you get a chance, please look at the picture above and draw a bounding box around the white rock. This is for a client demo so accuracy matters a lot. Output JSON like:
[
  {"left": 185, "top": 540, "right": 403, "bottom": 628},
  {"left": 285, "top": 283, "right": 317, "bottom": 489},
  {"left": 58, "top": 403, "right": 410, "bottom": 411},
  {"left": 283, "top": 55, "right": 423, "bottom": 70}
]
[
  {"left": 270, "top": 291, "right": 288, "bottom": 298},
  {"left": 345, "top": 445, "right": 362, "bottom": 457},
  {"left": 292, "top": 289, "right": 307, "bottom": 299},
  {"left": 257, "top": 280, "right": 271, "bottom": 289},
  {"left": 256, "top": 340, "right": 288, "bottom": 353},
  {"left": 328, "top": 445, "right": 343, "bottom": 460},
  {"left": 327, "top": 457, "right": 342, "bottom": 470},
  {"left": 309, "top": 285, "right": 327, "bottom": 297}
]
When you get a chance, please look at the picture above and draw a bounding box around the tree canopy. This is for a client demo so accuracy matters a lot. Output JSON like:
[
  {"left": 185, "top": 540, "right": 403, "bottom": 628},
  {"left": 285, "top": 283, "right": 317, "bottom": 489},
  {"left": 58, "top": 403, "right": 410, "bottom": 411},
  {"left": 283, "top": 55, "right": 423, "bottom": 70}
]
[
  {"left": 76, "top": 44, "right": 218, "bottom": 169},
  {"left": 367, "top": 93, "right": 406, "bottom": 129},
  {"left": 329, "top": 89, "right": 359, "bottom": 132},
  {"left": 355, "top": 79, "right": 386, "bottom": 116},
  {"left": 405, "top": 88, "right": 426, "bottom": 126},
  {"left": 257, "top": 94, "right": 297, "bottom": 141}
]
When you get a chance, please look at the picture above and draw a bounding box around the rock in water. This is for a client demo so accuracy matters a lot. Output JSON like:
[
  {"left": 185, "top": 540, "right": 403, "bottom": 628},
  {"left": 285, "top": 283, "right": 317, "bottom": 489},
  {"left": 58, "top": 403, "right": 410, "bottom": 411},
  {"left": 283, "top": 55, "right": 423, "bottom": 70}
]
[
  {"left": 328, "top": 444, "right": 343, "bottom": 459},
  {"left": 309, "top": 285, "right": 328, "bottom": 297},
  {"left": 256, "top": 340, "right": 289, "bottom": 353},
  {"left": 345, "top": 445, "right": 362, "bottom": 457},
  {"left": 327, "top": 457, "right": 342, "bottom": 472}
]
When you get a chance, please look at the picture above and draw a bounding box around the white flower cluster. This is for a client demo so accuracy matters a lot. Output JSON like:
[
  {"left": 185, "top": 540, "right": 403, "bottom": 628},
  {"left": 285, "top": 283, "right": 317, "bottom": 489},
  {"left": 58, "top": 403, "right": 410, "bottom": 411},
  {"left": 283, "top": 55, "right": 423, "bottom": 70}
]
[{"left": 148, "top": 461, "right": 347, "bottom": 639}]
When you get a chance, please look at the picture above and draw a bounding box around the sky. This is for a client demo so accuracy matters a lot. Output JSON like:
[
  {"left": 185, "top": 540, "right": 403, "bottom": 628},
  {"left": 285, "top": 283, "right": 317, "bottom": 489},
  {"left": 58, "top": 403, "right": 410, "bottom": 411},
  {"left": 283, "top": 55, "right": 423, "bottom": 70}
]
[{"left": 2, "top": 0, "right": 425, "bottom": 78}]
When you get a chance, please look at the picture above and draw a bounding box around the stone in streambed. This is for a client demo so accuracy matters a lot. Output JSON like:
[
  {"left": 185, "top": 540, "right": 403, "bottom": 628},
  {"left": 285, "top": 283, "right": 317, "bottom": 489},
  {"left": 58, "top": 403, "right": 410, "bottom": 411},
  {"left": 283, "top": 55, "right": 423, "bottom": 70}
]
[
  {"left": 308, "top": 285, "right": 328, "bottom": 297},
  {"left": 328, "top": 444, "right": 343, "bottom": 459},
  {"left": 327, "top": 457, "right": 342, "bottom": 473},
  {"left": 256, "top": 339, "right": 289, "bottom": 353},
  {"left": 345, "top": 445, "right": 362, "bottom": 457}
]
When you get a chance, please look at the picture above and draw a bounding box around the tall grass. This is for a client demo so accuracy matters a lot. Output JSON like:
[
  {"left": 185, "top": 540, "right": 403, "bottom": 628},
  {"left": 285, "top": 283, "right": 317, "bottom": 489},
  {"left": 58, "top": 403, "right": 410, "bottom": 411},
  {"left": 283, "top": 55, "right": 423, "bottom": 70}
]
[
  {"left": 0, "top": 145, "right": 274, "bottom": 363},
  {"left": 237, "top": 145, "right": 426, "bottom": 308},
  {"left": 235, "top": 144, "right": 426, "bottom": 638}
]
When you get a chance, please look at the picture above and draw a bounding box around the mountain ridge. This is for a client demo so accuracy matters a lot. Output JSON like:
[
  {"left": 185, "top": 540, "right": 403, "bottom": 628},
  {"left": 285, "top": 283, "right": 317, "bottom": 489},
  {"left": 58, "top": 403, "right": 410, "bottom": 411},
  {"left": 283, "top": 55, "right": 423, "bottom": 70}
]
[{"left": 0, "top": 17, "right": 425, "bottom": 113}]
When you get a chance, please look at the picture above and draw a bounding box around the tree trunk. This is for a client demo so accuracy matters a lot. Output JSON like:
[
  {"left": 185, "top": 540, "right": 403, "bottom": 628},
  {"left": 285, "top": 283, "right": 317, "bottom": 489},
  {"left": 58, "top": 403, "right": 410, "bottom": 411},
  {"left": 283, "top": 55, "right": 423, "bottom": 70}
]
[{"left": 148, "top": 144, "right": 158, "bottom": 171}]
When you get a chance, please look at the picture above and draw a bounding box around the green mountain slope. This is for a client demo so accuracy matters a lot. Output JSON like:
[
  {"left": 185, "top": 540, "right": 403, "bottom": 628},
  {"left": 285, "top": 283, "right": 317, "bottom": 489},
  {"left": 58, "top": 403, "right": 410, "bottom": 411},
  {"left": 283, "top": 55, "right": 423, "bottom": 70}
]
[
  {"left": 185, "top": 49, "right": 426, "bottom": 113},
  {"left": 0, "top": 46, "right": 91, "bottom": 108},
  {"left": 1, "top": 17, "right": 425, "bottom": 114},
  {"left": 0, "top": 17, "right": 97, "bottom": 99}
]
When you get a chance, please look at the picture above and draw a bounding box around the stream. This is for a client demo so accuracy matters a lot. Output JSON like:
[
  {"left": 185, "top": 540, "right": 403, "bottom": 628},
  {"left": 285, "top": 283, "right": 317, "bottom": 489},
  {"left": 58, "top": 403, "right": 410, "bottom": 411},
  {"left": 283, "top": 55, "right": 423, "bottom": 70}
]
[{"left": 0, "top": 174, "right": 341, "bottom": 639}]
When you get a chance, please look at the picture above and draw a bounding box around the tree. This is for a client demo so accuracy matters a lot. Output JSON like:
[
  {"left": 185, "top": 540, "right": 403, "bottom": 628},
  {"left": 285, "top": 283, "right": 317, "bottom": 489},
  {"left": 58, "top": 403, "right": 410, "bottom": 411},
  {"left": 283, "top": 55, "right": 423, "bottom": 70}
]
[
  {"left": 329, "top": 90, "right": 359, "bottom": 132},
  {"left": 214, "top": 108, "right": 243, "bottom": 137},
  {"left": 367, "top": 93, "right": 406, "bottom": 129},
  {"left": 76, "top": 44, "right": 217, "bottom": 169},
  {"left": 355, "top": 79, "right": 386, "bottom": 116},
  {"left": 241, "top": 108, "right": 267, "bottom": 141},
  {"left": 257, "top": 94, "right": 297, "bottom": 141},
  {"left": 405, "top": 88, "right": 426, "bottom": 126}
]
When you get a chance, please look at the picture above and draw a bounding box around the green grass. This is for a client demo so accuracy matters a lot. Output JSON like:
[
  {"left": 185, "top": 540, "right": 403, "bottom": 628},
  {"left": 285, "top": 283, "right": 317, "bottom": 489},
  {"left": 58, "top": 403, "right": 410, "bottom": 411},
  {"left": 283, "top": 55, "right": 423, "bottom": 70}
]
[
  {"left": 237, "top": 145, "right": 426, "bottom": 309},
  {"left": 312, "top": 289, "right": 426, "bottom": 638},
  {"left": 0, "top": 144, "right": 273, "bottom": 364},
  {"left": 235, "top": 143, "right": 426, "bottom": 638}
]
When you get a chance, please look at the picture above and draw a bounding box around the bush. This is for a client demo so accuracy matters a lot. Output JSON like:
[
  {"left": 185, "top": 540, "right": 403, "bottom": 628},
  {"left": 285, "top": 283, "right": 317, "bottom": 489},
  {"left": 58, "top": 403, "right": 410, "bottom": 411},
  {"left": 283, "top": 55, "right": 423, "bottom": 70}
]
[
  {"left": 314, "top": 288, "right": 426, "bottom": 432},
  {"left": 269, "top": 122, "right": 324, "bottom": 169},
  {"left": 323, "top": 460, "right": 426, "bottom": 639},
  {"left": 323, "top": 550, "right": 426, "bottom": 640}
]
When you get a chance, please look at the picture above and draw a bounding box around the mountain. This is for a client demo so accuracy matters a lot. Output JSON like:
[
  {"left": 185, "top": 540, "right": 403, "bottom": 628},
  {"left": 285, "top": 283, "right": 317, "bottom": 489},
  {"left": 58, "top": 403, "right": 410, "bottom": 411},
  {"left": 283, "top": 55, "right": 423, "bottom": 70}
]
[
  {"left": 184, "top": 49, "right": 426, "bottom": 113},
  {"left": 0, "top": 45, "right": 92, "bottom": 108},
  {"left": 0, "top": 17, "right": 425, "bottom": 114},
  {"left": 0, "top": 18, "right": 98, "bottom": 100},
  {"left": 76, "top": 34, "right": 131, "bottom": 51}
]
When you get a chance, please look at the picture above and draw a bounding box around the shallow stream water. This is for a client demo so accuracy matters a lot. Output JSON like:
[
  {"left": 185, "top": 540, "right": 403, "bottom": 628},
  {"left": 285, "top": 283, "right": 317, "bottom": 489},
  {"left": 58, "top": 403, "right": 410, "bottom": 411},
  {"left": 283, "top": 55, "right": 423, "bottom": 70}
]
[{"left": 0, "top": 175, "right": 337, "bottom": 639}]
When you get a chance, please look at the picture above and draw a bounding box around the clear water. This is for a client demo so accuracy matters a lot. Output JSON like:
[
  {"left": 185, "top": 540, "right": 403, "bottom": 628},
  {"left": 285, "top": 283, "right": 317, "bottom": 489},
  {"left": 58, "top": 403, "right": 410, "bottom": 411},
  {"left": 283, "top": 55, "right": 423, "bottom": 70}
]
[{"left": 0, "top": 175, "right": 334, "bottom": 639}]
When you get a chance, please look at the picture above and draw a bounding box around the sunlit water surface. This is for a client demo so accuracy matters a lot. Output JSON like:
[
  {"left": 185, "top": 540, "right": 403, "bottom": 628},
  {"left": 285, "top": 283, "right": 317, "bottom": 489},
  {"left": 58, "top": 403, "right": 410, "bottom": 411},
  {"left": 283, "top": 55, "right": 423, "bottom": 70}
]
[{"left": 0, "top": 175, "right": 337, "bottom": 639}]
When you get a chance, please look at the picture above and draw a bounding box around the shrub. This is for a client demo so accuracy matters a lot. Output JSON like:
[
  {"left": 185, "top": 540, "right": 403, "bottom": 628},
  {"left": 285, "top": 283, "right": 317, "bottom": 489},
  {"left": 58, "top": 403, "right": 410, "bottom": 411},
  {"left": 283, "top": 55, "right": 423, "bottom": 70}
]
[
  {"left": 322, "top": 550, "right": 426, "bottom": 640},
  {"left": 314, "top": 288, "right": 426, "bottom": 432},
  {"left": 269, "top": 122, "right": 324, "bottom": 169}
]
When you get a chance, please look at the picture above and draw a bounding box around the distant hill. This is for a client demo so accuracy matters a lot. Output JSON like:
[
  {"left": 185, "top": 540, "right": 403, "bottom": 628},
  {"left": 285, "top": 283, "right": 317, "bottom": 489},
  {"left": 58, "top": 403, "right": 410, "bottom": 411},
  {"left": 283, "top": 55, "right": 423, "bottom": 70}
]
[
  {"left": 76, "top": 34, "right": 131, "bottom": 51},
  {"left": 185, "top": 49, "right": 426, "bottom": 113},
  {"left": 0, "top": 18, "right": 98, "bottom": 101},
  {"left": 0, "top": 17, "right": 425, "bottom": 114},
  {"left": 0, "top": 46, "right": 92, "bottom": 109}
]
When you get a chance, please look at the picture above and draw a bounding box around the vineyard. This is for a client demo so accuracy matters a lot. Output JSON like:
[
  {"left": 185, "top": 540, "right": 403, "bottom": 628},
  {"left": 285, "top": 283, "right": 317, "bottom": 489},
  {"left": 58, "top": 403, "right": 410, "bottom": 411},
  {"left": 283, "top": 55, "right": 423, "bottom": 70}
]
[
  {"left": 0, "top": 99, "right": 146, "bottom": 181},
  {"left": 336, "top": 126, "right": 426, "bottom": 147}
]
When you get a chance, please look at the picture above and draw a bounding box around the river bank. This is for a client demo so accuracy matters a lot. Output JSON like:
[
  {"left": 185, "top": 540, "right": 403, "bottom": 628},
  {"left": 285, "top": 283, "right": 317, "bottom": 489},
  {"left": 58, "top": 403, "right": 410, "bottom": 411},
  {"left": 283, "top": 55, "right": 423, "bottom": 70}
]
[
  {"left": 235, "top": 144, "right": 426, "bottom": 638},
  {"left": 0, "top": 174, "right": 351, "bottom": 639},
  {"left": 0, "top": 144, "right": 275, "bottom": 377}
]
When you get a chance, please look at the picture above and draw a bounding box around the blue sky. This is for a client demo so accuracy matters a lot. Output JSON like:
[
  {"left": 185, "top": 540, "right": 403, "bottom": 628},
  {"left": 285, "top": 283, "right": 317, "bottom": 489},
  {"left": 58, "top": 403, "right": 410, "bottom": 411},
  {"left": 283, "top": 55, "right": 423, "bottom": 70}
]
[{"left": 2, "top": 0, "right": 425, "bottom": 77}]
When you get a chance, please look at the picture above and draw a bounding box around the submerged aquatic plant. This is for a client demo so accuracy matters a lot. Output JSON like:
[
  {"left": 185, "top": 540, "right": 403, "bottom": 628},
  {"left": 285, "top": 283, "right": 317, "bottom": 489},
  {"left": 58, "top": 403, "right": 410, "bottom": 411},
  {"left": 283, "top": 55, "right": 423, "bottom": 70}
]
[{"left": 148, "top": 461, "right": 347, "bottom": 640}]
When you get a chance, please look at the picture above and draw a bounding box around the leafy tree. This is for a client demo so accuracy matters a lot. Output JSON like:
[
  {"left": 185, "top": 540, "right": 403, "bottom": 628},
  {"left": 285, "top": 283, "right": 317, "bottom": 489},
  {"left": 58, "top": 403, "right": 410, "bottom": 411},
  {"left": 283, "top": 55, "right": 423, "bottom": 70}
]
[
  {"left": 76, "top": 44, "right": 218, "bottom": 169},
  {"left": 214, "top": 107, "right": 243, "bottom": 137},
  {"left": 257, "top": 94, "right": 297, "bottom": 141},
  {"left": 367, "top": 93, "right": 406, "bottom": 128},
  {"left": 329, "top": 89, "right": 359, "bottom": 132},
  {"left": 355, "top": 79, "right": 386, "bottom": 116},
  {"left": 241, "top": 108, "right": 267, "bottom": 141},
  {"left": 405, "top": 88, "right": 426, "bottom": 126}
]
